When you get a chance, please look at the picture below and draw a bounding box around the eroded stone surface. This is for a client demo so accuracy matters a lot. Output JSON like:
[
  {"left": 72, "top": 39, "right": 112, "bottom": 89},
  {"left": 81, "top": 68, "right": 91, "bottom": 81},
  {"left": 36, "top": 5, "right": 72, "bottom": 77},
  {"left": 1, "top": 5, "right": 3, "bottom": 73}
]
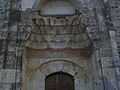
[{"left": 0, "top": 0, "right": 120, "bottom": 90}]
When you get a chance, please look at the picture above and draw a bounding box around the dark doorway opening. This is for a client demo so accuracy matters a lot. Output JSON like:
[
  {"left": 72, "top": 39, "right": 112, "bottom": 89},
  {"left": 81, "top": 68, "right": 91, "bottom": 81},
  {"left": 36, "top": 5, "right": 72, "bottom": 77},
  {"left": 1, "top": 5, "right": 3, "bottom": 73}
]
[{"left": 45, "top": 72, "right": 74, "bottom": 90}]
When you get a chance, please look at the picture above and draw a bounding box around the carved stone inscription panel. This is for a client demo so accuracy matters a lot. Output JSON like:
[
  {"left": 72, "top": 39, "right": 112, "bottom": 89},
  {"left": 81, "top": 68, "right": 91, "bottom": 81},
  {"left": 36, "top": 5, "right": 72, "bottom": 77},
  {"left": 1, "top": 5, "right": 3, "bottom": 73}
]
[{"left": 26, "top": 15, "right": 90, "bottom": 49}]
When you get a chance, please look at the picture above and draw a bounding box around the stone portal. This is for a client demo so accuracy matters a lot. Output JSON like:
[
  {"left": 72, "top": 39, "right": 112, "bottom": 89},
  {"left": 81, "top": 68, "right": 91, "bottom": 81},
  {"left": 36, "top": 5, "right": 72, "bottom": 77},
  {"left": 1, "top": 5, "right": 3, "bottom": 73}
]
[{"left": 22, "top": 2, "right": 93, "bottom": 90}]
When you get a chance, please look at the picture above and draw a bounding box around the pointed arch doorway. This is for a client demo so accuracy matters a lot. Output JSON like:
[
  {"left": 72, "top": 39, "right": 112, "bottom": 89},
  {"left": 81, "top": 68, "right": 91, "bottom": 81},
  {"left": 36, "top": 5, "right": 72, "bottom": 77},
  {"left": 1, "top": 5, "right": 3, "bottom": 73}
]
[{"left": 45, "top": 72, "right": 74, "bottom": 90}]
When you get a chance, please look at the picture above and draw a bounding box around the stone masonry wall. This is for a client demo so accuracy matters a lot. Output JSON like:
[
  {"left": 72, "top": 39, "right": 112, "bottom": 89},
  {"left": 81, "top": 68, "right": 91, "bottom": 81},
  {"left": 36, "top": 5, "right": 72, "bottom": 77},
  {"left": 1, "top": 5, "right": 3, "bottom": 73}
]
[{"left": 0, "top": 0, "right": 120, "bottom": 90}]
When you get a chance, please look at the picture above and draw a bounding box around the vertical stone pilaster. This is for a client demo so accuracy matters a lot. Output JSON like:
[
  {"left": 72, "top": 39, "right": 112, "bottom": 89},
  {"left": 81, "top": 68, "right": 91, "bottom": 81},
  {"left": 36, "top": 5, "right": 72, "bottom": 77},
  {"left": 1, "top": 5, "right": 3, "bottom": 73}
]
[{"left": 109, "top": 30, "right": 120, "bottom": 90}]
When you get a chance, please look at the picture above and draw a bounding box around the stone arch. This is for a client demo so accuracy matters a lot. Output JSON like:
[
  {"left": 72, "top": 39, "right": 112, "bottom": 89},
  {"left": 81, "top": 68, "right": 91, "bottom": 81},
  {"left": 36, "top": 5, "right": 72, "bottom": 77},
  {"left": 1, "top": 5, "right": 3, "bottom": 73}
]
[
  {"left": 38, "top": 60, "right": 86, "bottom": 77},
  {"left": 33, "top": 0, "right": 86, "bottom": 10},
  {"left": 32, "top": 0, "right": 90, "bottom": 20},
  {"left": 22, "top": 1, "right": 93, "bottom": 89},
  {"left": 46, "top": 71, "right": 74, "bottom": 78},
  {"left": 24, "top": 0, "right": 91, "bottom": 47},
  {"left": 26, "top": 59, "right": 89, "bottom": 90},
  {"left": 45, "top": 72, "right": 74, "bottom": 90}
]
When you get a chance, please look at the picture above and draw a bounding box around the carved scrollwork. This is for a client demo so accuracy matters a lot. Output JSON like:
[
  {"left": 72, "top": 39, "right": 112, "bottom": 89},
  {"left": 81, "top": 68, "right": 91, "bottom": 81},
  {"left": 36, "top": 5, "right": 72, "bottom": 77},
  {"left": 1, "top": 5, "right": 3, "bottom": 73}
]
[{"left": 18, "top": 23, "right": 33, "bottom": 49}]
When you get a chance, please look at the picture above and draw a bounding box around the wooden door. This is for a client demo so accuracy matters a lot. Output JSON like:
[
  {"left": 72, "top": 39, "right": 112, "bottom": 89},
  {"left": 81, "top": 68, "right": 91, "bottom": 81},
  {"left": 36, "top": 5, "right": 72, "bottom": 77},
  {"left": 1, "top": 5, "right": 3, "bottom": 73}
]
[{"left": 45, "top": 72, "right": 74, "bottom": 90}]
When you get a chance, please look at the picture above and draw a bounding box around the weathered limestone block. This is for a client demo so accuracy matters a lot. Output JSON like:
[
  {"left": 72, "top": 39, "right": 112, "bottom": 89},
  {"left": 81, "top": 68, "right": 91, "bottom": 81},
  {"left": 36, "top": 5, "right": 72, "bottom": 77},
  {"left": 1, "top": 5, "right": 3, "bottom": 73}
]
[
  {"left": 0, "top": 84, "right": 11, "bottom": 90},
  {"left": 0, "top": 69, "right": 20, "bottom": 83}
]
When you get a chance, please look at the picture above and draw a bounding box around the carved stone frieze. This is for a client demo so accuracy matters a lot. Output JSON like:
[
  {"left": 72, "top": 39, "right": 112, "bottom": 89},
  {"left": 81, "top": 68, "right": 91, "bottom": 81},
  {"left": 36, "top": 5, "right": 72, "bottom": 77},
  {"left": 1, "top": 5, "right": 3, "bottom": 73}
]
[{"left": 25, "top": 14, "right": 91, "bottom": 49}]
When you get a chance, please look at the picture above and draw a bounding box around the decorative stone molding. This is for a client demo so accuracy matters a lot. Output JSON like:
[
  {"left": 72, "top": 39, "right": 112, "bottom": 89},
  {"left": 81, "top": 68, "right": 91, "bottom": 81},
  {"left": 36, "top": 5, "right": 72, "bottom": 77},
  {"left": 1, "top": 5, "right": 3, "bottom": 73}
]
[
  {"left": 23, "top": 58, "right": 90, "bottom": 90},
  {"left": 25, "top": 13, "right": 91, "bottom": 49}
]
